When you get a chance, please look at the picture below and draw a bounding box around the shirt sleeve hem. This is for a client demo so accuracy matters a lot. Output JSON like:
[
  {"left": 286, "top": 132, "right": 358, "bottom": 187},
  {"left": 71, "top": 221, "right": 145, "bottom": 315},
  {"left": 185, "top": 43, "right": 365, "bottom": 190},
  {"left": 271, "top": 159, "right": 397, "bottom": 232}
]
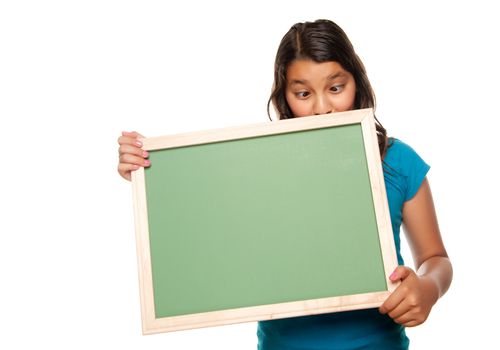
[{"left": 405, "top": 164, "right": 430, "bottom": 202}]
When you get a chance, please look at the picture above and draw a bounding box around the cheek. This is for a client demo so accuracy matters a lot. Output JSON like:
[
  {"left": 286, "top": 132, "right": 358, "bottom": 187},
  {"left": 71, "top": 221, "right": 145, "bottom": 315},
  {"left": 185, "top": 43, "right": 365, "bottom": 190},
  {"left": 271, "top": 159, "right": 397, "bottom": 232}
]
[
  {"left": 336, "top": 87, "right": 357, "bottom": 112},
  {"left": 286, "top": 95, "right": 310, "bottom": 118}
]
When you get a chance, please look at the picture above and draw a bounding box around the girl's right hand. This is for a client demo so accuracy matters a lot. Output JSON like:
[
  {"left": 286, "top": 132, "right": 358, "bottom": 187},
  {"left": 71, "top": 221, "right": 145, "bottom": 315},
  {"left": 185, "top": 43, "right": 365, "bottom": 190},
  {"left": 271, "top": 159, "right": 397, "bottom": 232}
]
[{"left": 117, "top": 131, "right": 151, "bottom": 181}]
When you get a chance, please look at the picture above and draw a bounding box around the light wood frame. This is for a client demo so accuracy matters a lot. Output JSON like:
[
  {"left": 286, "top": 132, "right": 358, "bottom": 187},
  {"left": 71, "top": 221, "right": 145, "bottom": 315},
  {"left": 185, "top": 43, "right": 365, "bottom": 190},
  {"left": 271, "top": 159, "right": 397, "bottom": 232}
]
[{"left": 131, "top": 108, "right": 399, "bottom": 335}]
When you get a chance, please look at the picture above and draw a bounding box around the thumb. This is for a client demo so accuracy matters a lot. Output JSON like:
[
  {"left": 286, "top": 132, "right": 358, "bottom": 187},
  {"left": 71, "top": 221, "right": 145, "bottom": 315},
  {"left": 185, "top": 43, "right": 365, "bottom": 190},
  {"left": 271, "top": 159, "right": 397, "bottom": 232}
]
[{"left": 389, "top": 265, "right": 412, "bottom": 282}]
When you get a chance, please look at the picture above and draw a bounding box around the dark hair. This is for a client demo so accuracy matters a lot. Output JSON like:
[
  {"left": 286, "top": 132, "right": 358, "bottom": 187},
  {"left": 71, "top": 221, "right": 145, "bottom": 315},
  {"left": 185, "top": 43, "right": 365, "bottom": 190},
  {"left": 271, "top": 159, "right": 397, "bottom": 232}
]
[{"left": 267, "top": 19, "right": 388, "bottom": 157}]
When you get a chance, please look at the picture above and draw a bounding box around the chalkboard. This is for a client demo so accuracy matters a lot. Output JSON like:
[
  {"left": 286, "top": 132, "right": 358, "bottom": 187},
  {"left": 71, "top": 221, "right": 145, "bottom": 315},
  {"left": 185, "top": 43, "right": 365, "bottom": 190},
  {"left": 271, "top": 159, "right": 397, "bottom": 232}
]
[{"left": 131, "top": 108, "right": 398, "bottom": 334}]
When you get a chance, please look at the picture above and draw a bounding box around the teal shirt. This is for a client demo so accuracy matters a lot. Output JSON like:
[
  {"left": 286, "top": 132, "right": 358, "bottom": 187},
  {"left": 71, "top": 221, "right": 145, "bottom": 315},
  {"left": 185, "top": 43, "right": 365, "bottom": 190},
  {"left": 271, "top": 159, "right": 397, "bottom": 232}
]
[{"left": 257, "top": 138, "right": 430, "bottom": 350}]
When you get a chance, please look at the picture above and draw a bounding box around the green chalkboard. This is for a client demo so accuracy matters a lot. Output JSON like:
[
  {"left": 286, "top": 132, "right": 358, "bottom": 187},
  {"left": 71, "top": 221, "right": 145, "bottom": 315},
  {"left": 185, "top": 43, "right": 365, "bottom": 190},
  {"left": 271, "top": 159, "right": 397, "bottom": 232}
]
[{"left": 132, "top": 108, "right": 398, "bottom": 334}]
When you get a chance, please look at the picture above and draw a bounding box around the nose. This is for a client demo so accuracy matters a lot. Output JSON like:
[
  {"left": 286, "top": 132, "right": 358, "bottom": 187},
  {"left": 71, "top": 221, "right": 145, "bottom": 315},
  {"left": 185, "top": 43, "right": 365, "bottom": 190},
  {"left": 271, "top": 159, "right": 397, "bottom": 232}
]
[{"left": 313, "top": 96, "right": 333, "bottom": 115}]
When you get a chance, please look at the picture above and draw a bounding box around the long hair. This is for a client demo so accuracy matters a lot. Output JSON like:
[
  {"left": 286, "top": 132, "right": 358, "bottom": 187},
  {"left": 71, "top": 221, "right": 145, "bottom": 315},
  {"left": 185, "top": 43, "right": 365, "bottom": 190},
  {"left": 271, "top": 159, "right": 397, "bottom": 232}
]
[{"left": 267, "top": 19, "right": 388, "bottom": 157}]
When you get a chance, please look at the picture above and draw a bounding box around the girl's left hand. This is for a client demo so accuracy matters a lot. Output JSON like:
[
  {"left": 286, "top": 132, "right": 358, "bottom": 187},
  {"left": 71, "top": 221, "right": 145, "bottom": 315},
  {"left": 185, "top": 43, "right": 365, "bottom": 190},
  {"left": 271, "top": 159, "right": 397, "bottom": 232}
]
[{"left": 379, "top": 266, "right": 440, "bottom": 327}]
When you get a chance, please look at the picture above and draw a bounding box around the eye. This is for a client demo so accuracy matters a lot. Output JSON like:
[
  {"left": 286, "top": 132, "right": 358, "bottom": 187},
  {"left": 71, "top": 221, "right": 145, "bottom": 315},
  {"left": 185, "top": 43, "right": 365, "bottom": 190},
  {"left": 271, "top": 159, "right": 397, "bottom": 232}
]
[
  {"left": 295, "top": 91, "right": 310, "bottom": 98},
  {"left": 330, "top": 85, "right": 344, "bottom": 93}
]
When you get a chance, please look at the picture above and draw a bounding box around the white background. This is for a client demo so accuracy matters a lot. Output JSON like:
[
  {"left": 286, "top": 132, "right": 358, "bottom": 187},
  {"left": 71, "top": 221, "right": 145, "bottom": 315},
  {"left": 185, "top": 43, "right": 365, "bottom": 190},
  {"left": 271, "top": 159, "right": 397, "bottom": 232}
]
[{"left": 1, "top": 1, "right": 498, "bottom": 348}]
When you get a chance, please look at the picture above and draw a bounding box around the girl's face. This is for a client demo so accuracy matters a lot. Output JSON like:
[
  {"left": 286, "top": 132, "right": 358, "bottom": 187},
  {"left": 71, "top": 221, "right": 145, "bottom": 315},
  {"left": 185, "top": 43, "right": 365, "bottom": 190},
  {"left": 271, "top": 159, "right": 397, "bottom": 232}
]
[{"left": 285, "top": 60, "right": 356, "bottom": 117}]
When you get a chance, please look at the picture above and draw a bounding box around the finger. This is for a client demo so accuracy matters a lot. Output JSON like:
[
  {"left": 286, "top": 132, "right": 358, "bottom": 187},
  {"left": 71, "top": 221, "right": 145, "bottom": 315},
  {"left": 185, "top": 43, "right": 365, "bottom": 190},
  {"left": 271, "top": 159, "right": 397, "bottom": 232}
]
[
  {"left": 393, "top": 314, "right": 416, "bottom": 325},
  {"left": 117, "top": 158, "right": 150, "bottom": 181},
  {"left": 118, "top": 131, "right": 146, "bottom": 147},
  {"left": 389, "top": 266, "right": 412, "bottom": 282},
  {"left": 119, "top": 153, "right": 151, "bottom": 168},
  {"left": 119, "top": 144, "right": 149, "bottom": 159},
  {"left": 387, "top": 298, "right": 411, "bottom": 320},
  {"left": 379, "top": 283, "right": 408, "bottom": 314},
  {"left": 122, "top": 131, "right": 145, "bottom": 139},
  {"left": 394, "top": 312, "right": 418, "bottom": 327},
  {"left": 117, "top": 163, "right": 138, "bottom": 181},
  {"left": 118, "top": 135, "right": 144, "bottom": 148},
  {"left": 120, "top": 131, "right": 146, "bottom": 145},
  {"left": 401, "top": 319, "right": 421, "bottom": 328},
  {"left": 389, "top": 297, "right": 427, "bottom": 327}
]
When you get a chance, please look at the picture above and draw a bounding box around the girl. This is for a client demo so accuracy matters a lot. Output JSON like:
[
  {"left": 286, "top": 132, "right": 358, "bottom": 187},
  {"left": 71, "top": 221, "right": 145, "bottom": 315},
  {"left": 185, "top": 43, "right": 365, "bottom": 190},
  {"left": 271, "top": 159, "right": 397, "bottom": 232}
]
[{"left": 117, "top": 19, "right": 452, "bottom": 350}]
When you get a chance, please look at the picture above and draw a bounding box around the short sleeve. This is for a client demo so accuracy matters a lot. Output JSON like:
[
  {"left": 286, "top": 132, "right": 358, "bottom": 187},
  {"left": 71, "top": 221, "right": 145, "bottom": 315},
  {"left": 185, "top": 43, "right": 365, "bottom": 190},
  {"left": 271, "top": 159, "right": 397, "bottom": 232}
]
[
  {"left": 385, "top": 139, "right": 430, "bottom": 202},
  {"left": 405, "top": 154, "right": 430, "bottom": 201}
]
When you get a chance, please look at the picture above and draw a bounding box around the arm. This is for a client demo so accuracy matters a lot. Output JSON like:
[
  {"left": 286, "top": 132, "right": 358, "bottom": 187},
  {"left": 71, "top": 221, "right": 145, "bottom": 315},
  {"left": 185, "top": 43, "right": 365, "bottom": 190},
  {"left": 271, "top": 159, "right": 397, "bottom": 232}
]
[
  {"left": 117, "top": 131, "right": 150, "bottom": 181},
  {"left": 379, "top": 177, "right": 453, "bottom": 327}
]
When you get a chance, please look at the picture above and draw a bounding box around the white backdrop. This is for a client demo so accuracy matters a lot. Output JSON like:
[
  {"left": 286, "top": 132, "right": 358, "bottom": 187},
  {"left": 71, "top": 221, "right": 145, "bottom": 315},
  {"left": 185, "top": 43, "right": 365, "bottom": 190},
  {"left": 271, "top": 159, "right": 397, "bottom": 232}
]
[{"left": 1, "top": 1, "right": 498, "bottom": 349}]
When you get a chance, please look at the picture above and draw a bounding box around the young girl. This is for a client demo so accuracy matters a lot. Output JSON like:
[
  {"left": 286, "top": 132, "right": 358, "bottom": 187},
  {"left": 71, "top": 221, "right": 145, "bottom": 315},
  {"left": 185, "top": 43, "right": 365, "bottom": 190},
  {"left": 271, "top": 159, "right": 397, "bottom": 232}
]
[{"left": 117, "top": 19, "right": 452, "bottom": 350}]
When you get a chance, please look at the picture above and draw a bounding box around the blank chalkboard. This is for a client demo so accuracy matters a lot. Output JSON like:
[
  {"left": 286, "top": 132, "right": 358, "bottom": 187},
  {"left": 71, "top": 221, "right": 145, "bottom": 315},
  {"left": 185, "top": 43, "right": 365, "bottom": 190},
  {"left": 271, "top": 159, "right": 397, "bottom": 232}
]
[{"left": 131, "top": 108, "right": 398, "bottom": 334}]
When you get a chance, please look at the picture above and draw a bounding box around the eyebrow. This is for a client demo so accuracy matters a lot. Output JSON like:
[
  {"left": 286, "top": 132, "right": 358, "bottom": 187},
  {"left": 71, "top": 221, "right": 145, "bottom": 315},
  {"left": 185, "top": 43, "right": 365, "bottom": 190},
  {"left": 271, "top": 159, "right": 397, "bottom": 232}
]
[
  {"left": 327, "top": 72, "right": 345, "bottom": 80},
  {"left": 288, "top": 72, "right": 345, "bottom": 86}
]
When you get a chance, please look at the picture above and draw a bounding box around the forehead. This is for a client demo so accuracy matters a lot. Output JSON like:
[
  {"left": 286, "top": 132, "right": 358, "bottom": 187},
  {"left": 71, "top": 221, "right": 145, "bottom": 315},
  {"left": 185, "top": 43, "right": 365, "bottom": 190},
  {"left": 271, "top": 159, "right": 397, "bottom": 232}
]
[{"left": 286, "top": 60, "right": 349, "bottom": 83}]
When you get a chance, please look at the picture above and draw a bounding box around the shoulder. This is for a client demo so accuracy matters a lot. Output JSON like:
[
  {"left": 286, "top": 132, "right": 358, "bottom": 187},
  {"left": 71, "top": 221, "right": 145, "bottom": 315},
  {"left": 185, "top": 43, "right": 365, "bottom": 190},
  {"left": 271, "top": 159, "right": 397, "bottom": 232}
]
[
  {"left": 385, "top": 138, "right": 428, "bottom": 169},
  {"left": 386, "top": 138, "right": 419, "bottom": 157}
]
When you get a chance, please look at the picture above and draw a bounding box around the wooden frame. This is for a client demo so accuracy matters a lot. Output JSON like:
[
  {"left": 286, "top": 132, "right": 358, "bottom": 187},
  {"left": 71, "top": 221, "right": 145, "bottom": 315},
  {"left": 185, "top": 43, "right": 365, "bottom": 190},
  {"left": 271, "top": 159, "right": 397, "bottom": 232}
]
[{"left": 131, "top": 108, "right": 398, "bottom": 335}]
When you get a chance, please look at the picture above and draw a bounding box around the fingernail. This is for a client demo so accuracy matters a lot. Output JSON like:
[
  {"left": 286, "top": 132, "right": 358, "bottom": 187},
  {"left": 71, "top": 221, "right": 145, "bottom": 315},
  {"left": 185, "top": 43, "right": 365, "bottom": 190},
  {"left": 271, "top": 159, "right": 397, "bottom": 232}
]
[
  {"left": 135, "top": 140, "right": 143, "bottom": 147},
  {"left": 389, "top": 272, "right": 398, "bottom": 280},
  {"left": 143, "top": 151, "right": 149, "bottom": 158},
  {"left": 144, "top": 160, "right": 151, "bottom": 167}
]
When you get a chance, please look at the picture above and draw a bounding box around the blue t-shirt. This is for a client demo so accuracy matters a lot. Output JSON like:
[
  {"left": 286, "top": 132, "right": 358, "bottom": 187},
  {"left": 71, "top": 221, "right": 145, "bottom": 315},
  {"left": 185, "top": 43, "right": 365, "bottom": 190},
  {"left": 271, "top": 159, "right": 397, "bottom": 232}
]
[{"left": 257, "top": 138, "right": 430, "bottom": 350}]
